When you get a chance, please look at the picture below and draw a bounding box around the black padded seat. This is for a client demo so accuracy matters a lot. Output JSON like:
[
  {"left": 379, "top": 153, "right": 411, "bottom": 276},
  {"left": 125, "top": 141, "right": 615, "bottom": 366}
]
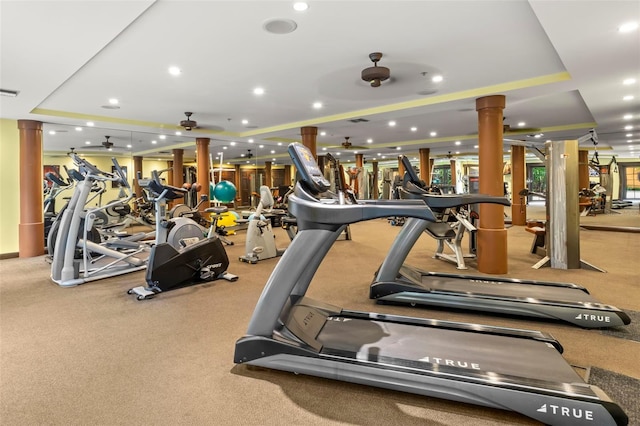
[{"left": 205, "top": 206, "right": 229, "bottom": 214}]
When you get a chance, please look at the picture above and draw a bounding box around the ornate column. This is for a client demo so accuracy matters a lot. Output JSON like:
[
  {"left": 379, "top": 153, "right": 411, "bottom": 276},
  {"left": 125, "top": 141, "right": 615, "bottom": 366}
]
[
  {"left": 578, "top": 150, "right": 590, "bottom": 191},
  {"left": 371, "top": 160, "right": 379, "bottom": 199},
  {"left": 234, "top": 164, "right": 242, "bottom": 202},
  {"left": 17, "top": 120, "right": 44, "bottom": 257},
  {"left": 166, "top": 161, "right": 174, "bottom": 186},
  {"left": 195, "top": 138, "right": 210, "bottom": 210},
  {"left": 476, "top": 95, "right": 507, "bottom": 274},
  {"left": 300, "top": 126, "right": 318, "bottom": 159},
  {"left": 450, "top": 159, "right": 456, "bottom": 188},
  {"left": 264, "top": 161, "right": 272, "bottom": 188},
  {"left": 133, "top": 156, "right": 143, "bottom": 198},
  {"left": 511, "top": 145, "right": 526, "bottom": 225},
  {"left": 419, "top": 148, "right": 430, "bottom": 185},
  {"left": 284, "top": 164, "right": 292, "bottom": 186},
  {"left": 172, "top": 149, "right": 184, "bottom": 190}
]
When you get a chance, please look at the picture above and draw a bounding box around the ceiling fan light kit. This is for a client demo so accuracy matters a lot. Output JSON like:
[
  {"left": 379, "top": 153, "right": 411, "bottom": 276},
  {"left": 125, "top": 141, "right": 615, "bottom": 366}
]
[
  {"left": 180, "top": 112, "right": 197, "bottom": 131},
  {"left": 361, "top": 52, "right": 390, "bottom": 87}
]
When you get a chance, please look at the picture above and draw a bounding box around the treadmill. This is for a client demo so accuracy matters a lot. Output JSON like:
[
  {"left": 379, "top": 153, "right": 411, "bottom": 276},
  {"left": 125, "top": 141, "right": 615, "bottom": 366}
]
[
  {"left": 234, "top": 143, "right": 627, "bottom": 426},
  {"left": 370, "top": 156, "right": 630, "bottom": 329}
]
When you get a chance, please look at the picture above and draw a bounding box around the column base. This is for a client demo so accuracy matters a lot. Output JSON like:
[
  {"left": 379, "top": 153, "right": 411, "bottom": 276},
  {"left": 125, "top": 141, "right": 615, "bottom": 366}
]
[
  {"left": 477, "top": 227, "right": 508, "bottom": 274},
  {"left": 19, "top": 222, "right": 45, "bottom": 257},
  {"left": 511, "top": 203, "right": 527, "bottom": 226}
]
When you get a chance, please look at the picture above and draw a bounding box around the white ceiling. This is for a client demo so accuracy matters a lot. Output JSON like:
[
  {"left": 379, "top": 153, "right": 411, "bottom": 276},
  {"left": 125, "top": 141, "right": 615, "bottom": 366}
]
[{"left": 1, "top": 0, "right": 639, "bottom": 166}]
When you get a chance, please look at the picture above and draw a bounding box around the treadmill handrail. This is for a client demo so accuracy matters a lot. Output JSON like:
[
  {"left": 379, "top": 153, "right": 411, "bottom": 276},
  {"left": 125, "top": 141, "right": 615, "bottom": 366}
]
[
  {"left": 289, "top": 189, "right": 437, "bottom": 226},
  {"left": 401, "top": 182, "right": 511, "bottom": 209}
]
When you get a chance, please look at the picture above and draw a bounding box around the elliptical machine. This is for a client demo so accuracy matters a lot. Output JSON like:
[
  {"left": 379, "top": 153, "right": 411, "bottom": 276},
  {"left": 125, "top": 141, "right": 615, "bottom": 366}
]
[
  {"left": 128, "top": 174, "right": 237, "bottom": 300},
  {"left": 239, "top": 185, "right": 286, "bottom": 264}
]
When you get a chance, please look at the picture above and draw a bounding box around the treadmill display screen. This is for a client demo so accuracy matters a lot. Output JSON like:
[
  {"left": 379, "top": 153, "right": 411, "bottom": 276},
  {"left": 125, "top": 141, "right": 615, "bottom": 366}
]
[{"left": 288, "top": 143, "right": 331, "bottom": 194}]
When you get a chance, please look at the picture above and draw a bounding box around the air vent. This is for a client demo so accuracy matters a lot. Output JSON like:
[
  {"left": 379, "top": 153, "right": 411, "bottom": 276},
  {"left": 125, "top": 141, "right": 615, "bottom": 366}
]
[{"left": 348, "top": 118, "right": 369, "bottom": 123}]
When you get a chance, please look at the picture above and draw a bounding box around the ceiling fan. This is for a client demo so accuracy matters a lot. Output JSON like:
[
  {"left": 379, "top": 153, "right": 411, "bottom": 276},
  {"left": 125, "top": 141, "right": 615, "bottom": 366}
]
[
  {"left": 180, "top": 112, "right": 197, "bottom": 131},
  {"left": 361, "top": 52, "right": 390, "bottom": 87},
  {"left": 327, "top": 137, "right": 370, "bottom": 151},
  {"left": 232, "top": 149, "right": 254, "bottom": 161},
  {"left": 82, "top": 136, "right": 123, "bottom": 151}
]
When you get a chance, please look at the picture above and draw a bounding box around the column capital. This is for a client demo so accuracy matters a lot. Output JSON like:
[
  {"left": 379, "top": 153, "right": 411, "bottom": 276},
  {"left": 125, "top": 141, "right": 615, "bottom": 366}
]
[
  {"left": 300, "top": 126, "right": 317, "bottom": 136},
  {"left": 476, "top": 95, "right": 506, "bottom": 111},
  {"left": 17, "top": 120, "right": 42, "bottom": 131}
]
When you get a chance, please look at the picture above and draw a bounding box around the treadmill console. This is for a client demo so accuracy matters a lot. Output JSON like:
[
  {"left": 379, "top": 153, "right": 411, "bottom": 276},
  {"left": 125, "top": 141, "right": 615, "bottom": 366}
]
[{"left": 288, "top": 143, "right": 331, "bottom": 195}]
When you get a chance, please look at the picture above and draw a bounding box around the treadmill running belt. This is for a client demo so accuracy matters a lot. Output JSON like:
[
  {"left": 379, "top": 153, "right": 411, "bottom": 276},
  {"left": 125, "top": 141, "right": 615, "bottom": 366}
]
[
  {"left": 421, "top": 276, "right": 602, "bottom": 305},
  {"left": 316, "top": 318, "right": 582, "bottom": 384}
]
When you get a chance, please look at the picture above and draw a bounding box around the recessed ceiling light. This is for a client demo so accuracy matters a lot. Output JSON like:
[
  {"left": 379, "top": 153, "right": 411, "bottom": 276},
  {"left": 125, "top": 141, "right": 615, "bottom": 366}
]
[
  {"left": 270, "top": 150, "right": 275, "bottom": 154},
  {"left": 277, "top": 142, "right": 283, "bottom": 146},
  {"left": 159, "top": 135, "right": 166, "bottom": 140},
  {"left": 534, "top": 134, "right": 542, "bottom": 138},
  {"left": 336, "top": 152, "right": 341, "bottom": 156},
  {"left": 618, "top": 21, "right": 639, "bottom": 33},
  {"left": 248, "top": 139, "right": 254, "bottom": 143},
  {"left": 517, "top": 122, "right": 526, "bottom": 127},
  {"left": 242, "top": 119, "right": 249, "bottom": 125},
  {"left": 455, "top": 141, "right": 461, "bottom": 145},
  {"left": 85, "top": 141, "right": 91, "bottom": 145},
  {"left": 628, "top": 140, "right": 633, "bottom": 143},
  {"left": 230, "top": 142, "right": 236, "bottom": 146},
  {"left": 625, "top": 125, "right": 633, "bottom": 130},
  {"left": 410, "top": 127, "right": 417, "bottom": 132},
  {"left": 624, "top": 114, "right": 633, "bottom": 120},
  {"left": 623, "top": 78, "right": 637, "bottom": 85},
  {"left": 322, "top": 147, "right": 327, "bottom": 151},
  {"left": 367, "top": 139, "right": 373, "bottom": 143},
  {"left": 272, "top": 158, "right": 276, "bottom": 161},
  {"left": 293, "top": 2, "right": 308, "bottom": 11},
  {"left": 626, "top": 133, "right": 633, "bottom": 137},
  {"left": 86, "top": 122, "right": 94, "bottom": 126},
  {"left": 75, "top": 127, "right": 82, "bottom": 131},
  {"left": 431, "top": 75, "right": 443, "bottom": 83},
  {"left": 175, "top": 131, "right": 182, "bottom": 136},
  {"left": 396, "top": 147, "right": 401, "bottom": 150},
  {"left": 253, "top": 87, "right": 265, "bottom": 95},
  {"left": 320, "top": 131, "right": 326, "bottom": 136},
  {"left": 168, "top": 66, "right": 181, "bottom": 76},
  {"left": 48, "top": 130, "right": 56, "bottom": 135},
  {"left": 313, "top": 102, "right": 322, "bottom": 109},
  {"left": 474, "top": 145, "right": 479, "bottom": 148},
  {"left": 455, "top": 151, "right": 460, "bottom": 155},
  {"left": 430, "top": 131, "right": 437, "bottom": 137},
  {"left": 223, "top": 146, "right": 228, "bottom": 150},
  {"left": 388, "top": 120, "right": 396, "bottom": 127},
  {"left": 259, "top": 145, "right": 264, "bottom": 148},
  {"left": 108, "top": 98, "right": 118, "bottom": 105},
  {"left": 151, "top": 140, "right": 157, "bottom": 144},
  {"left": 623, "top": 95, "right": 635, "bottom": 101},
  {"left": 127, "top": 144, "right": 132, "bottom": 148}
]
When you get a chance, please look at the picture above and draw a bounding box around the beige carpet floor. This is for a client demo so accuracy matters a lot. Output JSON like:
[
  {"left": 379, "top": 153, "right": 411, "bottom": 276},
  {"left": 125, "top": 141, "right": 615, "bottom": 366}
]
[{"left": 1, "top": 206, "right": 639, "bottom": 425}]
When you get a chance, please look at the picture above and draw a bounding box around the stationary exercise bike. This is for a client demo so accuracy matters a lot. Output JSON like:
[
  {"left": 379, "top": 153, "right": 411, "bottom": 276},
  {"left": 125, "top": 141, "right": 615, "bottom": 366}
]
[
  {"left": 239, "top": 185, "right": 286, "bottom": 264},
  {"left": 128, "top": 175, "right": 237, "bottom": 300}
]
